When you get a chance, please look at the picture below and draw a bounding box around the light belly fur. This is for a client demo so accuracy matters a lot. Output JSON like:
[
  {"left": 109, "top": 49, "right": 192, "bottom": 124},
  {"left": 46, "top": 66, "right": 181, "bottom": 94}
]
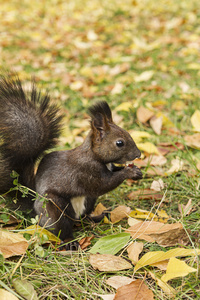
[{"left": 71, "top": 196, "right": 86, "bottom": 219}]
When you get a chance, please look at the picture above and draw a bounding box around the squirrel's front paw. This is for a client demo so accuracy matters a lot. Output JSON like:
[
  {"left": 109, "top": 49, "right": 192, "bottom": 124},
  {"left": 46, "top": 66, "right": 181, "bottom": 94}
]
[{"left": 126, "top": 165, "right": 143, "bottom": 180}]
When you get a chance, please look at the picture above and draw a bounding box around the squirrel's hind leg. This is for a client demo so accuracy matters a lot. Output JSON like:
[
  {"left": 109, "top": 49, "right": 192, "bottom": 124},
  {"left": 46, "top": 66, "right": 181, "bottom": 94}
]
[{"left": 34, "top": 192, "right": 79, "bottom": 249}]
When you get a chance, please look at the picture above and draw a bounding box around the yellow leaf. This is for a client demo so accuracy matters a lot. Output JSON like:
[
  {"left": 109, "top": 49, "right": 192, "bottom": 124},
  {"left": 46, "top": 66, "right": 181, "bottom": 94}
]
[
  {"left": 191, "top": 110, "right": 200, "bottom": 132},
  {"left": 187, "top": 63, "right": 200, "bottom": 70},
  {"left": 149, "top": 272, "right": 176, "bottom": 297},
  {"left": 0, "top": 289, "right": 19, "bottom": 300},
  {"left": 134, "top": 247, "right": 200, "bottom": 272},
  {"left": 22, "top": 225, "right": 60, "bottom": 243},
  {"left": 129, "top": 208, "right": 156, "bottom": 220},
  {"left": 134, "top": 70, "right": 154, "bottom": 82},
  {"left": 156, "top": 112, "right": 175, "bottom": 128},
  {"left": 161, "top": 257, "right": 197, "bottom": 282},
  {"left": 129, "top": 130, "right": 151, "bottom": 143},
  {"left": 115, "top": 101, "right": 133, "bottom": 112},
  {"left": 172, "top": 100, "right": 186, "bottom": 111},
  {"left": 136, "top": 142, "right": 160, "bottom": 155}
]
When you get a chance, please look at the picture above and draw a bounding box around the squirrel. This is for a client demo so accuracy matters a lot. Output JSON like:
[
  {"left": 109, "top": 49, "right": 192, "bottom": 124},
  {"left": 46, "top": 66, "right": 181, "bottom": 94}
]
[{"left": 0, "top": 74, "right": 142, "bottom": 250}]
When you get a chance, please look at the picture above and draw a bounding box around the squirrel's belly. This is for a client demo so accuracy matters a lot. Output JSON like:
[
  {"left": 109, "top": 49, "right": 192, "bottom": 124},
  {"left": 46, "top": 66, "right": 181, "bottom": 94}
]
[{"left": 71, "top": 196, "right": 86, "bottom": 219}]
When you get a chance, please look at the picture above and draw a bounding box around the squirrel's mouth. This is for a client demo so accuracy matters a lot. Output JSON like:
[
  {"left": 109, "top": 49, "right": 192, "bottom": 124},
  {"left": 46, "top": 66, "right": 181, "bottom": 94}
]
[{"left": 113, "top": 161, "right": 135, "bottom": 168}]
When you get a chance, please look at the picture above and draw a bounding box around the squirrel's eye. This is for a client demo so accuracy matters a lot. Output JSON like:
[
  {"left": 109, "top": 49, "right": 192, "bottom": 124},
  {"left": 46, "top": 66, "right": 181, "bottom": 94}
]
[{"left": 116, "top": 140, "right": 124, "bottom": 147}]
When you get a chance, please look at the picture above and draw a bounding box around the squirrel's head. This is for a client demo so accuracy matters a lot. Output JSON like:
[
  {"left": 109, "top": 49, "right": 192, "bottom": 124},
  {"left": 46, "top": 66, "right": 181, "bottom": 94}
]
[{"left": 88, "top": 101, "right": 141, "bottom": 165}]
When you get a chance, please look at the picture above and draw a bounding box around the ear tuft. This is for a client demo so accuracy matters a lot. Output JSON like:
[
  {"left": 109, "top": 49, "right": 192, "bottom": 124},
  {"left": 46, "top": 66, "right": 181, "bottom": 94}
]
[{"left": 88, "top": 101, "right": 113, "bottom": 122}]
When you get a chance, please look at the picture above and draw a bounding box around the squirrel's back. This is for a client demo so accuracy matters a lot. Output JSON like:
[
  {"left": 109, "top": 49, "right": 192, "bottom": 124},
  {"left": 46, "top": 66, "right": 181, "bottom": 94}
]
[{"left": 0, "top": 74, "right": 63, "bottom": 192}]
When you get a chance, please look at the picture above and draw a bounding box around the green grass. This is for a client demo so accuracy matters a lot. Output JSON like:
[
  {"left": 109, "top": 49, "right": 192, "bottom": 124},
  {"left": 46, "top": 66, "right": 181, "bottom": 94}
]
[{"left": 0, "top": 0, "right": 200, "bottom": 299}]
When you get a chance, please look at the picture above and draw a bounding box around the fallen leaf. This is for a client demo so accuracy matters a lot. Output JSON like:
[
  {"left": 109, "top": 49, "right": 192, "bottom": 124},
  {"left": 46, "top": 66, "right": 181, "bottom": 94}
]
[
  {"left": 106, "top": 276, "right": 135, "bottom": 289},
  {"left": 79, "top": 235, "right": 94, "bottom": 250},
  {"left": 178, "top": 199, "right": 193, "bottom": 217},
  {"left": 184, "top": 133, "right": 200, "bottom": 149},
  {"left": 89, "top": 233, "right": 130, "bottom": 255},
  {"left": 136, "top": 142, "right": 160, "bottom": 155},
  {"left": 145, "top": 166, "right": 165, "bottom": 177},
  {"left": 13, "top": 279, "right": 38, "bottom": 300},
  {"left": 127, "top": 241, "right": 144, "bottom": 264},
  {"left": 128, "top": 189, "right": 163, "bottom": 201},
  {"left": 136, "top": 106, "right": 154, "bottom": 123},
  {"left": 0, "top": 230, "right": 28, "bottom": 258},
  {"left": 161, "top": 257, "right": 197, "bottom": 282},
  {"left": 166, "top": 157, "right": 184, "bottom": 175},
  {"left": 114, "top": 279, "right": 154, "bottom": 300},
  {"left": 158, "top": 142, "right": 185, "bottom": 152},
  {"left": 91, "top": 203, "right": 107, "bottom": 217},
  {"left": 134, "top": 70, "right": 154, "bottom": 82},
  {"left": 115, "top": 101, "right": 133, "bottom": 112},
  {"left": 89, "top": 254, "right": 132, "bottom": 272},
  {"left": 150, "top": 116, "right": 163, "bottom": 135},
  {"left": 111, "top": 205, "right": 131, "bottom": 223},
  {"left": 128, "top": 217, "right": 141, "bottom": 227},
  {"left": 129, "top": 209, "right": 157, "bottom": 221},
  {"left": 149, "top": 272, "right": 176, "bottom": 297},
  {"left": 129, "top": 130, "right": 151, "bottom": 143},
  {"left": 70, "top": 80, "right": 84, "bottom": 91},
  {"left": 134, "top": 247, "right": 200, "bottom": 272},
  {"left": 191, "top": 110, "right": 200, "bottom": 132},
  {"left": 150, "top": 179, "right": 164, "bottom": 191},
  {"left": 126, "top": 221, "right": 188, "bottom": 246},
  {"left": 150, "top": 260, "right": 169, "bottom": 270},
  {"left": 171, "top": 100, "right": 186, "bottom": 111},
  {"left": 111, "top": 83, "right": 123, "bottom": 95},
  {"left": 22, "top": 225, "right": 60, "bottom": 243},
  {"left": 0, "top": 289, "right": 19, "bottom": 300},
  {"left": 156, "top": 112, "right": 175, "bottom": 128},
  {"left": 143, "top": 155, "right": 167, "bottom": 166}
]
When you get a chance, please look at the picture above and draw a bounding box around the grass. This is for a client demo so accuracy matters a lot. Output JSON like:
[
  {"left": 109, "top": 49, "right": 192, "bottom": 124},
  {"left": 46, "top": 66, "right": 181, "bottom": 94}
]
[{"left": 0, "top": 0, "right": 200, "bottom": 299}]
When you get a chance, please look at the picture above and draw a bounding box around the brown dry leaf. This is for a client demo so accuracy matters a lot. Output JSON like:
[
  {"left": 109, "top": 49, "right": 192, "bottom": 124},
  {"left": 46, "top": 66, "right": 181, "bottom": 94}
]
[
  {"left": 0, "top": 230, "right": 28, "bottom": 258},
  {"left": 127, "top": 241, "right": 144, "bottom": 264},
  {"left": 89, "top": 254, "right": 132, "bottom": 272},
  {"left": 126, "top": 221, "right": 188, "bottom": 246},
  {"left": 106, "top": 276, "right": 135, "bottom": 289},
  {"left": 114, "top": 279, "right": 154, "bottom": 300},
  {"left": 150, "top": 116, "right": 163, "bottom": 135},
  {"left": 150, "top": 179, "right": 164, "bottom": 191},
  {"left": 91, "top": 203, "right": 107, "bottom": 217},
  {"left": 184, "top": 133, "right": 200, "bottom": 150},
  {"left": 136, "top": 106, "right": 154, "bottom": 123},
  {"left": 178, "top": 199, "right": 193, "bottom": 217},
  {"left": 128, "top": 189, "right": 163, "bottom": 201},
  {"left": 143, "top": 155, "right": 167, "bottom": 166},
  {"left": 111, "top": 205, "right": 131, "bottom": 223},
  {"left": 145, "top": 166, "right": 165, "bottom": 176},
  {"left": 158, "top": 142, "right": 185, "bottom": 153},
  {"left": 166, "top": 157, "right": 184, "bottom": 175},
  {"left": 150, "top": 260, "right": 169, "bottom": 270},
  {"left": 79, "top": 235, "right": 94, "bottom": 250},
  {"left": 96, "top": 294, "right": 115, "bottom": 300}
]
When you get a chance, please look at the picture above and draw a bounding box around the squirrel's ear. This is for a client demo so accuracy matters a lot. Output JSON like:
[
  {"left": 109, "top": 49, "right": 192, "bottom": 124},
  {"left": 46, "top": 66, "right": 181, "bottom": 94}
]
[{"left": 91, "top": 113, "right": 110, "bottom": 140}]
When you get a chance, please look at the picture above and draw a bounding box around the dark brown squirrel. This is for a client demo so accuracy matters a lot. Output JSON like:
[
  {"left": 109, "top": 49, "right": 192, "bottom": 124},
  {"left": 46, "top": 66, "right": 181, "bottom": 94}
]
[{"left": 0, "top": 74, "right": 142, "bottom": 249}]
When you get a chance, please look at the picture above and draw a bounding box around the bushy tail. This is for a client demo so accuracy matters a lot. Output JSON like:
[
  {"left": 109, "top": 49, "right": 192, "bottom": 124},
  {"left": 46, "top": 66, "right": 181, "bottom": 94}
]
[{"left": 0, "top": 74, "right": 63, "bottom": 192}]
